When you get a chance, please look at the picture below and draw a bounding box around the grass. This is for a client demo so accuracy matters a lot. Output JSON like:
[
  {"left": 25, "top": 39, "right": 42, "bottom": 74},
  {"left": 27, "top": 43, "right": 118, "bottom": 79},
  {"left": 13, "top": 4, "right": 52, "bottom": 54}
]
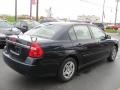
[
  {"left": 6, "top": 16, "right": 16, "bottom": 24},
  {"left": 105, "top": 29, "right": 118, "bottom": 33}
]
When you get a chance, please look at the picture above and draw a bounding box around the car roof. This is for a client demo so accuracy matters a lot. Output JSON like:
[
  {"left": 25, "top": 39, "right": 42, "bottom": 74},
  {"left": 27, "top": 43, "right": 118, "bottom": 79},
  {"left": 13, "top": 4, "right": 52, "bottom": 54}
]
[
  {"left": 39, "top": 22, "right": 92, "bottom": 40},
  {"left": 42, "top": 22, "right": 91, "bottom": 26},
  {"left": 18, "top": 19, "right": 37, "bottom": 22}
]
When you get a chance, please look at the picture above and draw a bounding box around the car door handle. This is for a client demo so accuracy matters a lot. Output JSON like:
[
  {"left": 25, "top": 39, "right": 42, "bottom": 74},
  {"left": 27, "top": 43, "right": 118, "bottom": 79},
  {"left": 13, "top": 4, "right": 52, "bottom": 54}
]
[
  {"left": 77, "top": 43, "right": 82, "bottom": 47},
  {"left": 76, "top": 44, "right": 87, "bottom": 50}
]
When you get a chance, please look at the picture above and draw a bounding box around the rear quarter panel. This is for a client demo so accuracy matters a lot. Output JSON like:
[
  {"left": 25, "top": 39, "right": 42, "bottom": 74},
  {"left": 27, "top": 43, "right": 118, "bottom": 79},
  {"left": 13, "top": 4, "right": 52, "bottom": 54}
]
[{"left": 40, "top": 40, "right": 78, "bottom": 64}]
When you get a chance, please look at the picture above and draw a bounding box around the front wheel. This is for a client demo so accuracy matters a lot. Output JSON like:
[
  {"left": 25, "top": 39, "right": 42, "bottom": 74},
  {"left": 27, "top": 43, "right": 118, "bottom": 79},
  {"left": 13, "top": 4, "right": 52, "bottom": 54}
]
[
  {"left": 57, "top": 57, "right": 77, "bottom": 82},
  {"left": 108, "top": 46, "right": 117, "bottom": 61}
]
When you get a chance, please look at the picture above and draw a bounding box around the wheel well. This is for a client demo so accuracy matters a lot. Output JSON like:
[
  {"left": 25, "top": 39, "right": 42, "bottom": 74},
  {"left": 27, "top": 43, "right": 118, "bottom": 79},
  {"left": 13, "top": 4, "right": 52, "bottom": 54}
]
[
  {"left": 66, "top": 55, "right": 79, "bottom": 71},
  {"left": 114, "top": 44, "right": 118, "bottom": 51}
]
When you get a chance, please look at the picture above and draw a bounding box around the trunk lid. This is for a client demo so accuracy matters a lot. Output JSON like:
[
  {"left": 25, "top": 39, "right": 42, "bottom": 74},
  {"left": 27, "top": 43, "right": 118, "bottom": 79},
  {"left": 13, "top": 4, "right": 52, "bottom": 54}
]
[{"left": 5, "top": 35, "right": 53, "bottom": 62}]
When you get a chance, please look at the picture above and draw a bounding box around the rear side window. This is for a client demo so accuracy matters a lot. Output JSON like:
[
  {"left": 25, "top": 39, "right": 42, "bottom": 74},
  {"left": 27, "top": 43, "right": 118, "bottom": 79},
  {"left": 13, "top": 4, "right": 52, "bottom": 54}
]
[
  {"left": 74, "top": 25, "right": 91, "bottom": 40},
  {"left": 69, "top": 27, "right": 77, "bottom": 41}
]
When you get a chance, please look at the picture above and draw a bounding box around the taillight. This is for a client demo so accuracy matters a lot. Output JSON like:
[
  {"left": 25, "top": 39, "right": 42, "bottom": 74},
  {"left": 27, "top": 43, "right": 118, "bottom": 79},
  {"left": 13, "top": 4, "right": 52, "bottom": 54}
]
[{"left": 29, "top": 42, "right": 44, "bottom": 58}]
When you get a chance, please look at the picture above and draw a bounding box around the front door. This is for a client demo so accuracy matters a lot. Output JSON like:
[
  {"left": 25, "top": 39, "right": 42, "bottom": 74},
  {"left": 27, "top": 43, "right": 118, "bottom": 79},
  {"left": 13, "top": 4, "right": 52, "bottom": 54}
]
[
  {"left": 69, "top": 25, "right": 101, "bottom": 65},
  {"left": 89, "top": 25, "right": 110, "bottom": 60}
]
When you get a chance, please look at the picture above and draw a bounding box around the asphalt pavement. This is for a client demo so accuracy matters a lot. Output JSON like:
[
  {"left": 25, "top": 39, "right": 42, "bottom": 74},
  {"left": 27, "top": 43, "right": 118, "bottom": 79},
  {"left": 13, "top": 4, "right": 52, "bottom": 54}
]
[{"left": 0, "top": 33, "right": 120, "bottom": 90}]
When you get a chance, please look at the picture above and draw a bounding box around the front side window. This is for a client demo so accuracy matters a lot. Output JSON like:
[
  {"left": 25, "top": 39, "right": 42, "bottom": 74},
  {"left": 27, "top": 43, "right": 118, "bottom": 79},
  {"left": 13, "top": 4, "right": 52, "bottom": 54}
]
[
  {"left": 74, "top": 25, "right": 91, "bottom": 40},
  {"left": 90, "top": 26, "right": 105, "bottom": 39}
]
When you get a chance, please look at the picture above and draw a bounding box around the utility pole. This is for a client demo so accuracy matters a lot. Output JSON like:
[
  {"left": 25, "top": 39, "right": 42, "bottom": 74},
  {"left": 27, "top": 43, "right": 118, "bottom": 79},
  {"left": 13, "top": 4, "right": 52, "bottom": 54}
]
[
  {"left": 49, "top": 7, "right": 52, "bottom": 17},
  {"left": 36, "top": 0, "right": 39, "bottom": 21},
  {"left": 15, "top": 0, "right": 17, "bottom": 21},
  {"left": 114, "top": 0, "right": 119, "bottom": 25},
  {"left": 102, "top": 0, "right": 105, "bottom": 23},
  {"left": 46, "top": 7, "right": 52, "bottom": 18},
  {"left": 48, "top": 7, "right": 52, "bottom": 17},
  {"left": 30, "top": 0, "right": 32, "bottom": 20}
]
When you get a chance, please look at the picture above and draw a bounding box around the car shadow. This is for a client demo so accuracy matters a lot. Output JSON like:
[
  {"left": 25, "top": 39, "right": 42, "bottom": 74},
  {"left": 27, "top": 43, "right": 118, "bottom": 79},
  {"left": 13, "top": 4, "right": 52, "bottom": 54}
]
[
  {"left": 77, "top": 59, "right": 108, "bottom": 75},
  {"left": 5, "top": 59, "right": 116, "bottom": 90},
  {"left": 12, "top": 59, "right": 108, "bottom": 85}
]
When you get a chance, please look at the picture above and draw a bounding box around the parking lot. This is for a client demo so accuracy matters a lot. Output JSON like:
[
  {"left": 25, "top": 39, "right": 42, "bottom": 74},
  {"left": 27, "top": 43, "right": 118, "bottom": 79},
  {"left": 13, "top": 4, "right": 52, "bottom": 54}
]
[{"left": 0, "top": 33, "right": 120, "bottom": 90}]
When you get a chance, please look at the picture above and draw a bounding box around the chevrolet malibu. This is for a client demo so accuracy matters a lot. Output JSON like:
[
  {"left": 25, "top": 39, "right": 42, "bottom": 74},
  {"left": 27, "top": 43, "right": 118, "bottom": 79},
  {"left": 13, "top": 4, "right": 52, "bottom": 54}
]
[{"left": 3, "top": 22, "right": 119, "bottom": 82}]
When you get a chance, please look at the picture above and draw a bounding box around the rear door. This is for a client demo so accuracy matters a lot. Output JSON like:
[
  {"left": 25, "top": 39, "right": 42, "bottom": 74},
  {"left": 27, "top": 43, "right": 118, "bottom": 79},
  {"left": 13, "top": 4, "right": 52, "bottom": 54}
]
[{"left": 69, "top": 25, "right": 100, "bottom": 64}]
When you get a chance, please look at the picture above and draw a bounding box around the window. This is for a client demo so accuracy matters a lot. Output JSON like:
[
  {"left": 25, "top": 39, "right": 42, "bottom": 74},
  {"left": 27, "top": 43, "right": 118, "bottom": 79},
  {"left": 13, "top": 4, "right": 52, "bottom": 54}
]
[
  {"left": 15, "top": 21, "right": 21, "bottom": 27},
  {"left": 90, "top": 26, "right": 105, "bottom": 39},
  {"left": 25, "top": 24, "right": 63, "bottom": 39},
  {"left": 74, "top": 25, "right": 91, "bottom": 40},
  {"left": 20, "top": 22, "right": 27, "bottom": 27},
  {"left": 0, "top": 21, "right": 12, "bottom": 28},
  {"left": 69, "top": 27, "right": 77, "bottom": 41},
  {"left": 32, "top": 21, "right": 40, "bottom": 27}
]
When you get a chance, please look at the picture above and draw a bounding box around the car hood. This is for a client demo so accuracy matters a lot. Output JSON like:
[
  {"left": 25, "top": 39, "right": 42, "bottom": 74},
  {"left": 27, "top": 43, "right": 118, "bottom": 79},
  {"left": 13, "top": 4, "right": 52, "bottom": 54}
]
[
  {"left": 0, "top": 27, "right": 21, "bottom": 35},
  {"left": 111, "top": 37, "right": 119, "bottom": 44}
]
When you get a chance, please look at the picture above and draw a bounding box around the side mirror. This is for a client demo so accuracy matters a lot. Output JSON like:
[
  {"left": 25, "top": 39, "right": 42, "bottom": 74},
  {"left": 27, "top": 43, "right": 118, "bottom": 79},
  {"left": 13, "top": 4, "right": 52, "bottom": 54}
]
[
  {"left": 23, "top": 26, "right": 28, "bottom": 30},
  {"left": 106, "top": 35, "right": 111, "bottom": 39},
  {"left": 21, "top": 26, "right": 28, "bottom": 33},
  {"left": 100, "top": 36, "right": 106, "bottom": 40}
]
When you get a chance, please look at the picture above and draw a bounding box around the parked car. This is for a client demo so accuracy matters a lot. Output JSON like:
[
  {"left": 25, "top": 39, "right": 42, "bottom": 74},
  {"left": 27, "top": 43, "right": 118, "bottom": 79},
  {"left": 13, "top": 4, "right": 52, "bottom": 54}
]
[
  {"left": 14, "top": 20, "right": 40, "bottom": 33},
  {"left": 106, "top": 24, "right": 120, "bottom": 30},
  {"left": 106, "top": 24, "right": 113, "bottom": 29},
  {"left": 0, "top": 20, "right": 21, "bottom": 45},
  {"left": 39, "top": 18, "right": 58, "bottom": 24},
  {"left": 93, "top": 23, "right": 105, "bottom": 31},
  {"left": 3, "top": 22, "right": 119, "bottom": 82},
  {"left": 111, "top": 25, "right": 120, "bottom": 30}
]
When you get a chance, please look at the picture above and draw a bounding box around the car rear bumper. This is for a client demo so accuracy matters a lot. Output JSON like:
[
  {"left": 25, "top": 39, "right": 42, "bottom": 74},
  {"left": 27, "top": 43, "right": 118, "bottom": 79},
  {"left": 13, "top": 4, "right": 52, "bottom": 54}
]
[{"left": 3, "top": 52, "right": 59, "bottom": 77}]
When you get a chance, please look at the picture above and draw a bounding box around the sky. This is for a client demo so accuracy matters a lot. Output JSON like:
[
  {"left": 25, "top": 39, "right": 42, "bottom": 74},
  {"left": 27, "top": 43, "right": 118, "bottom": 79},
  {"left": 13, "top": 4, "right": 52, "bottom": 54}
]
[{"left": 0, "top": 0, "right": 119, "bottom": 23}]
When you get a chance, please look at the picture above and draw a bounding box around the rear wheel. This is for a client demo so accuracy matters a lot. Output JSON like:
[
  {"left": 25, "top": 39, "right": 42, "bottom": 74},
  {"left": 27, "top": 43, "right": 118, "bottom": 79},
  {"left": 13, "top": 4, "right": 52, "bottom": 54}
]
[
  {"left": 108, "top": 46, "right": 117, "bottom": 61},
  {"left": 57, "top": 57, "right": 77, "bottom": 82}
]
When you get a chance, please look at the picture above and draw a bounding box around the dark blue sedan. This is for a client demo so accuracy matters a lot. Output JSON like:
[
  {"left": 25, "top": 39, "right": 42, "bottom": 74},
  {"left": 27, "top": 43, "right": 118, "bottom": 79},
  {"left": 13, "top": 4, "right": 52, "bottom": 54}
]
[{"left": 3, "top": 22, "right": 119, "bottom": 82}]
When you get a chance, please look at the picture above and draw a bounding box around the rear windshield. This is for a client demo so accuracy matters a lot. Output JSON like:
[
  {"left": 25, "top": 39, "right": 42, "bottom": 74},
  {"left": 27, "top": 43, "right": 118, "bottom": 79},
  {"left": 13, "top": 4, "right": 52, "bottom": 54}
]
[{"left": 24, "top": 24, "right": 63, "bottom": 39}]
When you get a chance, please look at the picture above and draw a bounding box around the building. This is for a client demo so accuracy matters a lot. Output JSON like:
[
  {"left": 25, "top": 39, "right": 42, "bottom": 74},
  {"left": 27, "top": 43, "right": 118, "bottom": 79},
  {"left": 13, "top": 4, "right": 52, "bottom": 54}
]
[{"left": 77, "top": 15, "right": 100, "bottom": 23}]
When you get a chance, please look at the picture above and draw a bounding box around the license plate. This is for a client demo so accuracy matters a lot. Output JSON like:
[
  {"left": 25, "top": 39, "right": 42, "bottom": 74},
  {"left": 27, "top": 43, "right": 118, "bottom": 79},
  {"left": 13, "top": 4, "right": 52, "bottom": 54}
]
[{"left": 15, "top": 46, "right": 21, "bottom": 54}]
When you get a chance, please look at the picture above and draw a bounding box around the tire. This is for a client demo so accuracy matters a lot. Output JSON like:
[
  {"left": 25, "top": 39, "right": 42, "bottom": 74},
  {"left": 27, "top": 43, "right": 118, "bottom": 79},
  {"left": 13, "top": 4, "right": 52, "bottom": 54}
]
[
  {"left": 108, "top": 46, "right": 117, "bottom": 62},
  {"left": 0, "top": 44, "right": 5, "bottom": 49},
  {"left": 57, "top": 57, "right": 77, "bottom": 82}
]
